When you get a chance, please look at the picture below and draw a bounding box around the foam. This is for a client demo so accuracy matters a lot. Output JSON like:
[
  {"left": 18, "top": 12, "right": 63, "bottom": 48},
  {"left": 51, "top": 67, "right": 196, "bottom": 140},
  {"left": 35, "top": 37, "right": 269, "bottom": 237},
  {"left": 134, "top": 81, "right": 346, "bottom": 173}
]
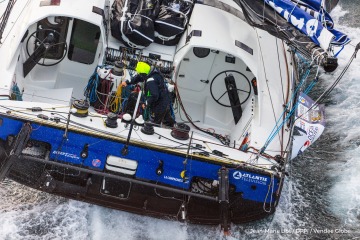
[{"left": 324, "top": 5, "right": 360, "bottom": 228}]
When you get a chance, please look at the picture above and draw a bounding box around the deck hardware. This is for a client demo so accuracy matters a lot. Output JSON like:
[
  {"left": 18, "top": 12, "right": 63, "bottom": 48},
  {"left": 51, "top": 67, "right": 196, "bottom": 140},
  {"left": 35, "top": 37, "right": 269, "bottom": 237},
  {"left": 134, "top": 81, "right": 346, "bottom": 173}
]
[
  {"left": 28, "top": 107, "right": 42, "bottom": 112},
  {"left": 112, "top": 61, "right": 124, "bottom": 76},
  {"left": 225, "top": 55, "right": 235, "bottom": 64},
  {"left": 141, "top": 121, "right": 155, "bottom": 135},
  {"left": 180, "top": 203, "right": 187, "bottom": 220},
  {"left": 53, "top": 117, "right": 61, "bottom": 123},
  {"left": 105, "top": 112, "right": 118, "bottom": 128},
  {"left": 171, "top": 123, "right": 190, "bottom": 140},
  {"left": 235, "top": 40, "right": 253, "bottom": 55},
  {"left": 193, "top": 47, "right": 210, "bottom": 58},
  {"left": 121, "top": 91, "right": 142, "bottom": 156},
  {"left": 194, "top": 143, "right": 204, "bottom": 149},
  {"left": 156, "top": 160, "right": 164, "bottom": 176},
  {"left": 274, "top": 155, "right": 285, "bottom": 165},
  {"left": 40, "top": 0, "right": 61, "bottom": 7},
  {"left": 0, "top": 123, "right": 32, "bottom": 181},
  {"left": 212, "top": 150, "right": 225, "bottom": 157},
  {"left": 80, "top": 144, "right": 89, "bottom": 158},
  {"left": 251, "top": 77, "right": 258, "bottom": 95},
  {"left": 196, "top": 151, "right": 210, "bottom": 157},
  {"left": 149, "top": 53, "right": 161, "bottom": 60},
  {"left": 183, "top": 131, "right": 193, "bottom": 168},
  {"left": 121, "top": 113, "right": 132, "bottom": 124},
  {"left": 135, "top": 115, "right": 145, "bottom": 125},
  {"left": 186, "top": 30, "right": 202, "bottom": 43},
  {"left": 37, "top": 114, "right": 49, "bottom": 120},
  {"left": 63, "top": 108, "right": 75, "bottom": 139},
  {"left": 72, "top": 99, "right": 90, "bottom": 118},
  {"left": 92, "top": 6, "right": 104, "bottom": 17},
  {"left": 218, "top": 167, "right": 230, "bottom": 232}
]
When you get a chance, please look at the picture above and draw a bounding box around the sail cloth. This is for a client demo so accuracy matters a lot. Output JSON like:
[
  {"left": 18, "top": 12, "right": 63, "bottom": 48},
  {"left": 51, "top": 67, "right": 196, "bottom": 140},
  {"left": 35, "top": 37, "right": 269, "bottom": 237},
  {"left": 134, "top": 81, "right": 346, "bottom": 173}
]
[
  {"left": 111, "top": 0, "right": 161, "bottom": 49},
  {"left": 154, "top": 0, "right": 193, "bottom": 45},
  {"left": 264, "top": 0, "right": 350, "bottom": 51},
  {"left": 111, "top": 0, "right": 193, "bottom": 48}
]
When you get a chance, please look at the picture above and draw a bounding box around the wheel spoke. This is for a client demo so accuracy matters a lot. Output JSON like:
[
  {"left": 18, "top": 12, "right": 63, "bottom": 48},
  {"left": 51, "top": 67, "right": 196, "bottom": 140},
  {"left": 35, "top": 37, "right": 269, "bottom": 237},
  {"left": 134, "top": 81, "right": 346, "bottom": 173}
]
[
  {"left": 217, "top": 91, "right": 228, "bottom": 102},
  {"left": 30, "top": 34, "right": 46, "bottom": 46},
  {"left": 50, "top": 41, "right": 66, "bottom": 47},
  {"left": 237, "top": 89, "right": 250, "bottom": 94},
  {"left": 42, "top": 48, "right": 49, "bottom": 65}
]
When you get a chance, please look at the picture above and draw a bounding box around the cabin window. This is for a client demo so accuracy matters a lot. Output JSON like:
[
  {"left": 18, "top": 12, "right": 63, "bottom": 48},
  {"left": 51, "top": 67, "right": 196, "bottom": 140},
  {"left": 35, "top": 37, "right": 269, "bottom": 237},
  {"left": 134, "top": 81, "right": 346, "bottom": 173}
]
[{"left": 68, "top": 19, "right": 100, "bottom": 64}]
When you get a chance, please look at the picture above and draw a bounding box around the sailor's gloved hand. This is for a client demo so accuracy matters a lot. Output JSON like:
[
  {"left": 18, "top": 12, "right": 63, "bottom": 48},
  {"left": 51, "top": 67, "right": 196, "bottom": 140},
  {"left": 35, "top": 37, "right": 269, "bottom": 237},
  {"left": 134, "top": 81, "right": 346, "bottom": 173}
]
[{"left": 167, "top": 84, "right": 175, "bottom": 92}]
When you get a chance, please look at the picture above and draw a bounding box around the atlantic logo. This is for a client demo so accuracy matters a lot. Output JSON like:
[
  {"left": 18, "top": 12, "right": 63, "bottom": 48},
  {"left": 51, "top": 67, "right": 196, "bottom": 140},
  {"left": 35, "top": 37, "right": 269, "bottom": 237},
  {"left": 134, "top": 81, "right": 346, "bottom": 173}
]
[
  {"left": 233, "top": 171, "right": 242, "bottom": 179},
  {"left": 233, "top": 171, "right": 268, "bottom": 185}
]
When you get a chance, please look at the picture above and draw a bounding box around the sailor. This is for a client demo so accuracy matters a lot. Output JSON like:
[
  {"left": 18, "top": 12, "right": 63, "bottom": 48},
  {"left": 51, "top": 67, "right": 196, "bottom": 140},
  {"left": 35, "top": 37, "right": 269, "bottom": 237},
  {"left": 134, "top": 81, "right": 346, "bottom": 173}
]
[{"left": 122, "top": 61, "right": 175, "bottom": 127}]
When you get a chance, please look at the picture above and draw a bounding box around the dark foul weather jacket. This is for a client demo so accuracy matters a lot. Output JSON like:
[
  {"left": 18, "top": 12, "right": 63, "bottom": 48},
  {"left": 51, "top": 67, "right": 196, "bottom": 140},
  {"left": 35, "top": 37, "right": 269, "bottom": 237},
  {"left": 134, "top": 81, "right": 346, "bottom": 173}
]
[{"left": 127, "top": 68, "right": 171, "bottom": 114}]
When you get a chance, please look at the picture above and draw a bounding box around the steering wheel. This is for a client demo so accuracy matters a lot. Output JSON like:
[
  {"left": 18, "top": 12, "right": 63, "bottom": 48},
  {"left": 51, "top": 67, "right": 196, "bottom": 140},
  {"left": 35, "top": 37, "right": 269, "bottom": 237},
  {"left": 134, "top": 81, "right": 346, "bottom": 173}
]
[
  {"left": 210, "top": 70, "right": 251, "bottom": 107},
  {"left": 26, "top": 29, "right": 68, "bottom": 66}
]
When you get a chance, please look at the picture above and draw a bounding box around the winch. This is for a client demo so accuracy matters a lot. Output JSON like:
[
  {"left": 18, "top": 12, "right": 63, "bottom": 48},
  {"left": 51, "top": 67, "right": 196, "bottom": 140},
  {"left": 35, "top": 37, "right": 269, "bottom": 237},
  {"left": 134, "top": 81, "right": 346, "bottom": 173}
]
[
  {"left": 171, "top": 123, "right": 190, "bottom": 140},
  {"left": 112, "top": 61, "right": 124, "bottom": 76},
  {"left": 105, "top": 112, "right": 118, "bottom": 128},
  {"left": 72, "top": 100, "right": 90, "bottom": 117}
]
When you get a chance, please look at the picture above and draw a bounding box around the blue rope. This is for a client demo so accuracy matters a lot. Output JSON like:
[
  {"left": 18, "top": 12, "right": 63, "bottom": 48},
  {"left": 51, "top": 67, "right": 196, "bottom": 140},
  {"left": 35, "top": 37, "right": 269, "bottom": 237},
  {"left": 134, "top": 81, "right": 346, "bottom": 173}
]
[
  {"left": 84, "top": 67, "right": 100, "bottom": 103},
  {"left": 12, "top": 84, "right": 22, "bottom": 101},
  {"left": 261, "top": 54, "right": 314, "bottom": 153},
  {"left": 304, "top": 77, "right": 318, "bottom": 94}
]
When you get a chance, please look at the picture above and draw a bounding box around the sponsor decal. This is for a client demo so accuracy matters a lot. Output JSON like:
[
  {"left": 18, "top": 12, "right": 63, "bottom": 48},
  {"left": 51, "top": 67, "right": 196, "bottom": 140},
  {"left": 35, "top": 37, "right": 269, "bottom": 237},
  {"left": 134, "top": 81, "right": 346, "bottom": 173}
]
[
  {"left": 299, "top": 95, "right": 306, "bottom": 104},
  {"left": 180, "top": 170, "right": 186, "bottom": 179},
  {"left": 233, "top": 171, "right": 268, "bottom": 185},
  {"left": 307, "top": 126, "right": 319, "bottom": 141},
  {"left": 52, "top": 150, "right": 79, "bottom": 160},
  {"left": 292, "top": 92, "right": 325, "bottom": 160},
  {"left": 92, "top": 159, "right": 102, "bottom": 167},
  {"left": 310, "top": 110, "right": 322, "bottom": 123},
  {"left": 164, "top": 175, "right": 189, "bottom": 184},
  {"left": 299, "top": 120, "right": 306, "bottom": 130}
]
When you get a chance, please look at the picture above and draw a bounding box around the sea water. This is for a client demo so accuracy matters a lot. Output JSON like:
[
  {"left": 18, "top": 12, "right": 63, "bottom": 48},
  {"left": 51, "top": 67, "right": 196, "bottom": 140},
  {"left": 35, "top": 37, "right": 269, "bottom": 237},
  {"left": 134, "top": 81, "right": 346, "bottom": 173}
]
[{"left": 0, "top": 1, "right": 359, "bottom": 239}]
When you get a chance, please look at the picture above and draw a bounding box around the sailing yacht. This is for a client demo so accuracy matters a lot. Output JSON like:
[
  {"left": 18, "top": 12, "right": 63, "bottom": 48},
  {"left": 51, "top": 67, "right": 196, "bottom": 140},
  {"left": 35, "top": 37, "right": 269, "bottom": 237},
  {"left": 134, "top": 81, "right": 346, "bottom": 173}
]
[{"left": 0, "top": 0, "right": 350, "bottom": 231}]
